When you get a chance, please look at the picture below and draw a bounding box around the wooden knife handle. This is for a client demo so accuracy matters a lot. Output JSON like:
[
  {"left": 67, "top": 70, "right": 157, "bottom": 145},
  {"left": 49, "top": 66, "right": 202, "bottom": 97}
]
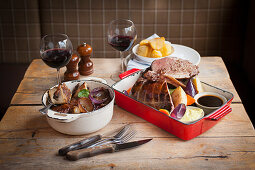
[
  {"left": 58, "top": 135, "right": 102, "bottom": 156},
  {"left": 66, "top": 144, "right": 115, "bottom": 161}
]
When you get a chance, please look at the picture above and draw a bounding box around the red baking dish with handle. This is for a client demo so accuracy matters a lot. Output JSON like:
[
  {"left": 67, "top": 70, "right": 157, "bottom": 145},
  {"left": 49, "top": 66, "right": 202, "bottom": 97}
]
[{"left": 112, "top": 70, "right": 234, "bottom": 140}]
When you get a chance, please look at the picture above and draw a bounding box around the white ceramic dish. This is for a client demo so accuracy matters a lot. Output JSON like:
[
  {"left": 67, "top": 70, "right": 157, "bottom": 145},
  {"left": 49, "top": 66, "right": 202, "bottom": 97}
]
[
  {"left": 80, "top": 77, "right": 107, "bottom": 84},
  {"left": 132, "top": 43, "right": 200, "bottom": 66},
  {"left": 41, "top": 80, "right": 115, "bottom": 135},
  {"left": 194, "top": 92, "right": 227, "bottom": 114}
]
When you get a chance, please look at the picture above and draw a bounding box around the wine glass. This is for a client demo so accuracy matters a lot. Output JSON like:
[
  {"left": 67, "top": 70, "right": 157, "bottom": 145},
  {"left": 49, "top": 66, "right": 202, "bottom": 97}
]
[
  {"left": 107, "top": 19, "right": 137, "bottom": 81},
  {"left": 40, "top": 34, "right": 73, "bottom": 85}
]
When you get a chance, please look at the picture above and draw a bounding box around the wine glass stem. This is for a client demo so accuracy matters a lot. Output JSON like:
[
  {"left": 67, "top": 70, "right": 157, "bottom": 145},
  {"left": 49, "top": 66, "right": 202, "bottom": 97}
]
[
  {"left": 120, "top": 51, "right": 124, "bottom": 73},
  {"left": 57, "top": 68, "right": 61, "bottom": 85}
]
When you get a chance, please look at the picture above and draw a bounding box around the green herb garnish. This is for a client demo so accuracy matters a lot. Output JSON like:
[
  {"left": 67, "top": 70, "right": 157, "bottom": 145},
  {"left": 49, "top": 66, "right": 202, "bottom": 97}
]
[
  {"left": 78, "top": 89, "right": 90, "bottom": 98},
  {"left": 169, "top": 89, "right": 175, "bottom": 95}
]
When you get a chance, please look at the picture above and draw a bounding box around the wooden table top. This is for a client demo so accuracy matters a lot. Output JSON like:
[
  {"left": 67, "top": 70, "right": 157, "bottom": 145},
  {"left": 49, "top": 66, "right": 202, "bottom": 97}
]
[{"left": 0, "top": 57, "right": 254, "bottom": 169}]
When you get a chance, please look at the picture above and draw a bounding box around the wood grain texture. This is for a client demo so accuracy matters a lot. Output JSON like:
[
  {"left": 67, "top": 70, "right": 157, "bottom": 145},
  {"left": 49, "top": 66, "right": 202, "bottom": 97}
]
[
  {"left": 0, "top": 104, "right": 254, "bottom": 169},
  {"left": 0, "top": 137, "right": 254, "bottom": 169},
  {"left": 198, "top": 57, "right": 230, "bottom": 78},
  {"left": 24, "top": 58, "right": 122, "bottom": 79},
  {"left": 24, "top": 57, "right": 230, "bottom": 79},
  {"left": 11, "top": 57, "right": 241, "bottom": 105},
  {"left": 0, "top": 104, "right": 254, "bottom": 139},
  {"left": 1, "top": 57, "right": 254, "bottom": 169}
]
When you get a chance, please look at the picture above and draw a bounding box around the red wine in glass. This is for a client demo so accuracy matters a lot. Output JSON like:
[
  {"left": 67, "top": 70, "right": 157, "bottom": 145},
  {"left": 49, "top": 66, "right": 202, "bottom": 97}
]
[
  {"left": 41, "top": 48, "right": 72, "bottom": 68},
  {"left": 109, "top": 35, "right": 136, "bottom": 52},
  {"left": 40, "top": 34, "right": 73, "bottom": 85},
  {"left": 107, "top": 19, "right": 137, "bottom": 81}
]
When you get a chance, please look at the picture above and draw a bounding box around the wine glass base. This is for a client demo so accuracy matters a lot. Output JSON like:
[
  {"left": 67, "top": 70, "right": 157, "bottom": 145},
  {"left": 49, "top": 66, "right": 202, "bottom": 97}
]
[{"left": 110, "top": 72, "right": 123, "bottom": 82}]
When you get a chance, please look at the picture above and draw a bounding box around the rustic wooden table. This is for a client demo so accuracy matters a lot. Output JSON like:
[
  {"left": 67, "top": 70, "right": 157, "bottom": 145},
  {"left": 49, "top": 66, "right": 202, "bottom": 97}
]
[{"left": 0, "top": 57, "right": 254, "bottom": 169}]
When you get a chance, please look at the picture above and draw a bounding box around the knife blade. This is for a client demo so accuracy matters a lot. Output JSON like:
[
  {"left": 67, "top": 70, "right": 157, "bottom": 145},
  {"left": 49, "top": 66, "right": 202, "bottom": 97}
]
[
  {"left": 58, "top": 135, "right": 102, "bottom": 156},
  {"left": 66, "top": 138, "right": 152, "bottom": 161}
]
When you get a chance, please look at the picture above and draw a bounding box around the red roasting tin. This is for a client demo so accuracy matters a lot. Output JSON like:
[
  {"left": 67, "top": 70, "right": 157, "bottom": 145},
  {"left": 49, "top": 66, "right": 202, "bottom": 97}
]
[{"left": 112, "top": 70, "right": 234, "bottom": 140}]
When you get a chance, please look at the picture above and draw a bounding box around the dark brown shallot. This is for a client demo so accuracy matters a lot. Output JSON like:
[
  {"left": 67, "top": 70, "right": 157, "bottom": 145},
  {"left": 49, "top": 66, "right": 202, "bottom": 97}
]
[{"left": 78, "top": 98, "right": 94, "bottom": 113}]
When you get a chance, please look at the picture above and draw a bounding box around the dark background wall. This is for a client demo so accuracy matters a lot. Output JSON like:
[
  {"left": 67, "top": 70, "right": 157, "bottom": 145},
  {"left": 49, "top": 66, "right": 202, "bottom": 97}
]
[
  {"left": 0, "top": 0, "right": 244, "bottom": 61},
  {"left": 0, "top": 0, "right": 254, "bottom": 124}
]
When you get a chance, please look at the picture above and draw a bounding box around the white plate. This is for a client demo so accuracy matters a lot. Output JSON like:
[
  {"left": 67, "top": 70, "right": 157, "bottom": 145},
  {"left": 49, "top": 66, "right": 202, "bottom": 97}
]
[
  {"left": 132, "top": 43, "right": 200, "bottom": 66},
  {"left": 170, "top": 44, "right": 200, "bottom": 66}
]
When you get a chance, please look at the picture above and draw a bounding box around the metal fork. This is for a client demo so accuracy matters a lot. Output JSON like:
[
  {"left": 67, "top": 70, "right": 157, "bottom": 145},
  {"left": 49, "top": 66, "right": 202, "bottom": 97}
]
[
  {"left": 87, "top": 124, "right": 132, "bottom": 148},
  {"left": 112, "top": 129, "right": 136, "bottom": 144},
  {"left": 39, "top": 92, "right": 55, "bottom": 115},
  {"left": 88, "top": 129, "right": 136, "bottom": 148}
]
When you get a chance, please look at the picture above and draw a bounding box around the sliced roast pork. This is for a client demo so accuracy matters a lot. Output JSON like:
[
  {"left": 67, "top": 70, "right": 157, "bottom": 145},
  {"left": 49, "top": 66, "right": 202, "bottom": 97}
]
[
  {"left": 130, "top": 77, "right": 174, "bottom": 112},
  {"left": 151, "top": 57, "right": 199, "bottom": 79}
]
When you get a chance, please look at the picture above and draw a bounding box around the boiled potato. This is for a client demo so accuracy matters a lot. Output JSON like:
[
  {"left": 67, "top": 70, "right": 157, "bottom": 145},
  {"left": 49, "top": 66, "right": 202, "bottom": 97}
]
[
  {"left": 137, "top": 45, "right": 151, "bottom": 57},
  {"left": 140, "top": 39, "right": 149, "bottom": 46},
  {"left": 147, "top": 46, "right": 153, "bottom": 57},
  {"left": 171, "top": 86, "right": 187, "bottom": 108},
  {"left": 160, "top": 43, "right": 172, "bottom": 56},
  {"left": 192, "top": 77, "right": 203, "bottom": 93},
  {"left": 150, "top": 50, "right": 162, "bottom": 58},
  {"left": 137, "top": 37, "right": 173, "bottom": 58},
  {"left": 149, "top": 37, "right": 165, "bottom": 50}
]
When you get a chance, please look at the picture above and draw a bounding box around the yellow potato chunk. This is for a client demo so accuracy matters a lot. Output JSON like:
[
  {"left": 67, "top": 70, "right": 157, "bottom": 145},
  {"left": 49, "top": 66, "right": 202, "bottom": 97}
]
[
  {"left": 149, "top": 37, "right": 165, "bottom": 50},
  {"left": 139, "top": 39, "right": 149, "bottom": 46},
  {"left": 192, "top": 77, "right": 204, "bottom": 93},
  {"left": 147, "top": 46, "right": 153, "bottom": 57},
  {"left": 171, "top": 86, "right": 187, "bottom": 108},
  {"left": 160, "top": 43, "right": 172, "bottom": 56},
  {"left": 137, "top": 45, "right": 150, "bottom": 57},
  {"left": 150, "top": 50, "right": 162, "bottom": 58}
]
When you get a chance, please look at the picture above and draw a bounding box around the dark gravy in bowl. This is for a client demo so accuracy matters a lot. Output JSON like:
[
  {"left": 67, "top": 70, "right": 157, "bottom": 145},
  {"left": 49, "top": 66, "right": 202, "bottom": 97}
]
[{"left": 197, "top": 95, "right": 223, "bottom": 107}]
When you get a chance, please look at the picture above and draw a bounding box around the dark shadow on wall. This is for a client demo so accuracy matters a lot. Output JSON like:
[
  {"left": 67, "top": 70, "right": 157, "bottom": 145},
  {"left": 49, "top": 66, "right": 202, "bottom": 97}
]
[
  {"left": 0, "top": 64, "right": 29, "bottom": 120},
  {"left": 221, "top": 0, "right": 255, "bottom": 125},
  {"left": 240, "top": 0, "right": 255, "bottom": 126}
]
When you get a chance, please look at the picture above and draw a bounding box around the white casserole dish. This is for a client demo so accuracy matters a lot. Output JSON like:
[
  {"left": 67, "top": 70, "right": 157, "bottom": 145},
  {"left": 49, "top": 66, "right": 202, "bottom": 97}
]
[{"left": 41, "top": 80, "right": 115, "bottom": 135}]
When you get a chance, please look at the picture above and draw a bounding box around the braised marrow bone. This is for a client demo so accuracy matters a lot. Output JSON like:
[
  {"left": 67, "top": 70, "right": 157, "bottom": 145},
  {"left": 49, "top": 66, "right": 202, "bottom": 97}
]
[{"left": 49, "top": 83, "right": 72, "bottom": 105}]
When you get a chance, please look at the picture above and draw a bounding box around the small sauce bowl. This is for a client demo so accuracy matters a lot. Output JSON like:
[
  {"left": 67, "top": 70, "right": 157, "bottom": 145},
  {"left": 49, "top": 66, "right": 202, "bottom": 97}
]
[{"left": 194, "top": 92, "right": 227, "bottom": 114}]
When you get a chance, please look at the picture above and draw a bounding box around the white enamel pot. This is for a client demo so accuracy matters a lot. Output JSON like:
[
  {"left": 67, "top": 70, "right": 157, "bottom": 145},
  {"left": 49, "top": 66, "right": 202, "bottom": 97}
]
[{"left": 41, "top": 79, "right": 115, "bottom": 135}]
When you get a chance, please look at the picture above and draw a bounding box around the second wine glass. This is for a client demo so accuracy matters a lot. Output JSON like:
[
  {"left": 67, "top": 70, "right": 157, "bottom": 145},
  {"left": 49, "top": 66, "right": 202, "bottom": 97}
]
[{"left": 107, "top": 19, "right": 137, "bottom": 76}]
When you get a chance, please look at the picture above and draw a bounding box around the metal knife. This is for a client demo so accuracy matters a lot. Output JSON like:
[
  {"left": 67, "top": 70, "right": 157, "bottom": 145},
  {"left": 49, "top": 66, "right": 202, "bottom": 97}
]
[
  {"left": 66, "top": 138, "right": 152, "bottom": 161},
  {"left": 58, "top": 135, "right": 102, "bottom": 156},
  {"left": 58, "top": 124, "right": 131, "bottom": 155}
]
